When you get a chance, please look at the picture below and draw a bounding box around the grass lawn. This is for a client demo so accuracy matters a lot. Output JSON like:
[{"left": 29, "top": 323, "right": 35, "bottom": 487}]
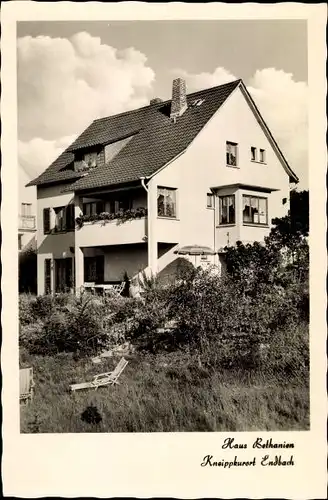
[{"left": 20, "top": 349, "right": 309, "bottom": 433}]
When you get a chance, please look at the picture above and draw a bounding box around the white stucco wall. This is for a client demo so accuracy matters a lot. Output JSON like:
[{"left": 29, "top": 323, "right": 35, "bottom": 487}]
[
  {"left": 153, "top": 85, "right": 291, "bottom": 256},
  {"left": 37, "top": 184, "right": 75, "bottom": 294}
]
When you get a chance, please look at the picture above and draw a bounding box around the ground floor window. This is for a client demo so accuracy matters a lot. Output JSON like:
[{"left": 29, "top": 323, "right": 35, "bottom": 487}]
[
  {"left": 84, "top": 256, "right": 104, "bottom": 284},
  {"left": 243, "top": 195, "right": 268, "bottom": 225},
  {"left": 54, "top": 258, "right": 73, "bottom": 292},
  {"left": 218, "top": 195, "right": 235, "bottom": 225}
]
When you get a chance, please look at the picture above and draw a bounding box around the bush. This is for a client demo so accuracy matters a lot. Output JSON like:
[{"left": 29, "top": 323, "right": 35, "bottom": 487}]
[
  {"left": 19, "top": 294, "right": 37, "bottom": 326},
  {"left": 30, "top": 294, "right": 56, "bottom": 320},
  {"left": 23, "top": 294, "right": 110, "bottom": 356}
]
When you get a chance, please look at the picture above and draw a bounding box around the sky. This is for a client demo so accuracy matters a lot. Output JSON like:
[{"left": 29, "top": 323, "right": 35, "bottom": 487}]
[{"left": 17, "top": 20, "right": 308, "bottom": 189}]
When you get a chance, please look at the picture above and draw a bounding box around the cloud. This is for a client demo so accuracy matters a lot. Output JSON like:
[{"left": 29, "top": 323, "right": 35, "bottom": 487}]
[
  {"left": 18, "top": 135, "right": 77, "bottom": 180},
  {"left": 17, "top": 32, "right": 155, "bottom": 142},
  {"left": 175, "top": 66, "right": 308, "bottom": 189},
  {"left": 172, "top": 67, "right": 237, "bottom": 89}
]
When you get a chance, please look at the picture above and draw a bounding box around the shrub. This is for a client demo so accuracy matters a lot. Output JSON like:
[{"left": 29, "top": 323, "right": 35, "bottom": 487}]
[
  {"left": 30, "top": 294, "right": 56, "bottom": 320},
  {"left": 24, "top": 294, "right": 110, "bottom": 356},
  {"left": 19, "top": 318, "right": 44, "bottom": 349},
  {"left": 19, "top": 294, "right": 37, "bottom": 325},
  {"left": 266, "top": 321, "right": 309, "bottom": 378}
]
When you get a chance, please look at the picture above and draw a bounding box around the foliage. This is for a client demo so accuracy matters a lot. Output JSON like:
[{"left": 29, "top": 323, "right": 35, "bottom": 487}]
[
  {"left": 20, "top": 293, "right": 109, "bottom": 356},
  {"left": 75, "top": 207, "right": 147, "bottom": 228},
  {"left": 19, "top": 248, "right": 37, "bottom": 294}
]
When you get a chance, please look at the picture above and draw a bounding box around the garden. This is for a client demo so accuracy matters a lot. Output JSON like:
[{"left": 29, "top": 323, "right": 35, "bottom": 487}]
[{"left": 19, "top": 192, "right": 310, "bottom": 432}]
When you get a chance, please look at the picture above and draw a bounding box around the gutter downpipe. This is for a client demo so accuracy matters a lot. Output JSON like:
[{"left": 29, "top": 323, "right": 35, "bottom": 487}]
[{"left": 140, "top": 176, "right": 152, "bottom": 278}]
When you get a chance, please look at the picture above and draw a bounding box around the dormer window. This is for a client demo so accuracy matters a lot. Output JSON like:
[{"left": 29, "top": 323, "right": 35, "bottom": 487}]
[
  {"left": 74, "top": 150, "right": 98, "bottom": 173},
  {"left": 83, "top": 151, "right": 97, "bottom": 168}
]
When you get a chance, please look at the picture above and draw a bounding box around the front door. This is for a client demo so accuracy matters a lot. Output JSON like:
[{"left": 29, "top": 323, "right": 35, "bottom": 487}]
[{"left": 55, "top": 258, "right": 73, "bottom": 292}]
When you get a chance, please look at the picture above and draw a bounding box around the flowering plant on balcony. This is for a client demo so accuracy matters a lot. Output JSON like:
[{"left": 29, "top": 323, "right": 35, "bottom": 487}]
[{"left": 75, "top": 207, "right": 148, "bottom": 228}]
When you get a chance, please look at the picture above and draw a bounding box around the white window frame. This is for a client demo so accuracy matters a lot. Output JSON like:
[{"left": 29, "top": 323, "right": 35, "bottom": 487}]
[
  {"left": 83, "top": 151, "right": 98, "bottom": 168},
  {"left": 226, "top": 141, "right": 238, "bottom": 167},
  {"left": 218, "top": 195, "right": 236, "bottom": 225},
  {"left": 21, "top": 203, "right": 32, "bottom": 216},
  {"left": 242, "top": 195, "right": 268, "bottom": 225},
  {"left": 251, "top": 147, "right": 257, "bottom": 161},
  {"left": 54, "top": 206, "right": 66, "bottom": 232},
  {"left": 259, "top": 149, "right": 266, "bottom": 163},
  {"left": 157, "top": 187, "right": 177, "bottom": 218},
  {"left": 206, "top": 193, "right": 214, "bottom": 209}
]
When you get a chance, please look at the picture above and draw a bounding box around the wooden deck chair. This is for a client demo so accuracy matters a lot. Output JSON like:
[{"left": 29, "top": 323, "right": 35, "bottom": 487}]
[
  {"left": 113, "top": 282, "right": 125, "bottom": 295},
  {"left": 70, "top": 357, "right": 128, "bottom": 392},
  {"left": 20, "top": 367, "right": 35, "bottom": 404}
]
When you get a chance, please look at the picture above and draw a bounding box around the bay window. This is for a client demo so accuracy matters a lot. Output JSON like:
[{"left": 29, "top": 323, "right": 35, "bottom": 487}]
[
  {"left": 219, "top": 195, "right": 235, "bottom": 225},
  {"left": 157, "top": 187, "right": 177, "bottom": 218},
  {"left": 243, "top": 195, "right": 268, "bottom": 225}
]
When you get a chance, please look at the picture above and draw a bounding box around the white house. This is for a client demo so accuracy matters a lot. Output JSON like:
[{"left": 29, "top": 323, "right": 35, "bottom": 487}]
[{"left": 27, "top": 78, "right": 298, "bottom": 295}]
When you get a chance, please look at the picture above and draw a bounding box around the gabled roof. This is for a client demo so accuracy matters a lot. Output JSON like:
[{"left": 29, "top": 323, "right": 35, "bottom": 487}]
[
  {"left": 27, "top": 78, "right": 298, "bottom": 190},
  {"left": 27, "top": 79, "right": 241, "bottom": 189}
]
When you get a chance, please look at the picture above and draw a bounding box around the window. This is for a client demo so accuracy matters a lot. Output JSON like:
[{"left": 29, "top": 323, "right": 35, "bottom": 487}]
[
  {"left": 18, "top": 234, "right": 23, "bottom": 250},
  {"left": 84, "top": 256, "right": 104, "bottom": 284},
  {"left": 157, "top": 187, "right": 177, "bottom": 218},
  {"left": 43, "top": 208, "right": 51, "bottom": 234},
  {"left": 219, "top": 195, "right": 235, "bottom": 225},
  {"left": 243, "top": 195, "right": 268, "bottom": 225},
  {"left": 54, "top": 206, "right": 66, "bottom": 232},
  {"left": 21, "top": 203, "right": 32, "bottom": 216},
  {"left": 44, "top": 259, "right": 52, "bottom": 294},
  {"left": 83, "top": 151, "right": 98, "bottom": 168},
  {"left": 207, "top": 193, "right": 214, "bottom": 209},
  {"left": 251, "top": 147, "right": 257, "bottom": 161},
  {"left": 226, "top": 142, "right": 238, "bottom": 167},
  {"left": 83, "top": 201, "right": 104, "bottom": 217},
  {"left": 259, "top": 149, "right": 266, "bottom": 163}
]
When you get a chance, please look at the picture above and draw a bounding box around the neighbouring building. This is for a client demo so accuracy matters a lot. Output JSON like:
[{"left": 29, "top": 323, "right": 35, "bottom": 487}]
[
  {"left": 27, "top": 78, "right": 298, "bottom": 295},
  {"left": 19, "top": 168, "right": 37, "bottom": 253}
]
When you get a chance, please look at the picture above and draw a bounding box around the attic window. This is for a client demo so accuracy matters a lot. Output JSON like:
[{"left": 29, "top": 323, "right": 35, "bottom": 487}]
[
  {"left": 190, "top": 98, "right": 205, "bottom": 107},
  {"left": 84, "top": 151, "right": 97, "bottom": 168},
  {"left": 74, "top": 150, "right": 98, "bottom": 173}
]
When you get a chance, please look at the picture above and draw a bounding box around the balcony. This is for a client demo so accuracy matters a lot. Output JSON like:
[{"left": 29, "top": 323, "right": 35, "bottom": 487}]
[
  {"left": 19, "top": 215, "right": 36, "bottom": 231},
  {"left": 76, "top": 216, "right": 148, "bottom": 247}
]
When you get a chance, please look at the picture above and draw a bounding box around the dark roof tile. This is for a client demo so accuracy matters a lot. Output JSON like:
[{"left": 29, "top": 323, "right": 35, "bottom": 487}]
[{"left": 27, "top": 80, "right": 241, "bottom": 190}]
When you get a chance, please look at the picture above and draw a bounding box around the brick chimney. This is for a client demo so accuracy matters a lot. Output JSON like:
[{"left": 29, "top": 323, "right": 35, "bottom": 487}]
[{"left": 170, "top": 78, "right": 187, "bottom": 121}]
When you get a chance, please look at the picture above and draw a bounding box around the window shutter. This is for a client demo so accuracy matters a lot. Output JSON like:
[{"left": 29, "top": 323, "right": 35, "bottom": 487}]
[
  {"left": 43, "top": 208, "right": 51, "bottom": 234},
  {"left": 65, "top": 258, "right": 73, "bottom": 288},
  {"left": 44, "top": 259, "right": 52, "bottom": 294},
  {"left": 66, "top": 204, "right": 75, "bottom": 230}
]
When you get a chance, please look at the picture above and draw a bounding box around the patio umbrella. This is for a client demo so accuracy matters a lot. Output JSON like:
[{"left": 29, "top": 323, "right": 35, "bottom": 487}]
[{"left": 174, "top": 245, "right": 216, "bottom": 255}]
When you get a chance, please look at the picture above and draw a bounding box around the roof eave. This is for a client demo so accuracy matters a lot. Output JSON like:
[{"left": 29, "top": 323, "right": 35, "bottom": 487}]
[{"left": 238, "top": 81, "right": 299, "bottom": 184}]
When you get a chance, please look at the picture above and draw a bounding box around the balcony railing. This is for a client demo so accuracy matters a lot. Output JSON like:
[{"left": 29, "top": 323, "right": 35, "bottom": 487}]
[{"left": 19, "top": 215, "right": 36, "bottom": 230}]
